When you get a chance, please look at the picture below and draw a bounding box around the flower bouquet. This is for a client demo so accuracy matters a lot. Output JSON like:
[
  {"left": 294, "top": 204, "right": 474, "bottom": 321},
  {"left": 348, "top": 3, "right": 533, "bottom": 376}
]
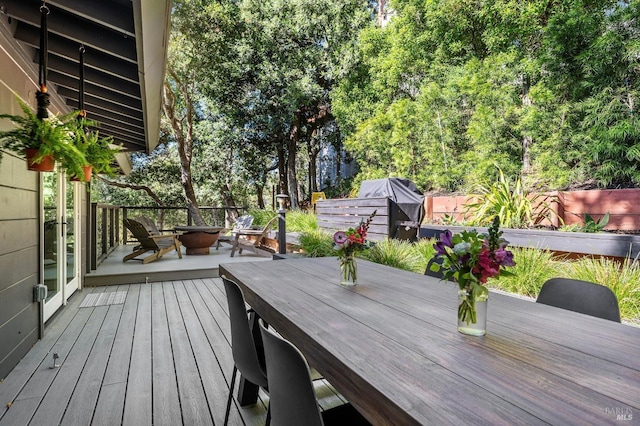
[
  {"left": 333, "top": 210, "right": 376, "bottom": 286},
  {"left": 430, "top": 216, "right": 515, "bottom": 335}
]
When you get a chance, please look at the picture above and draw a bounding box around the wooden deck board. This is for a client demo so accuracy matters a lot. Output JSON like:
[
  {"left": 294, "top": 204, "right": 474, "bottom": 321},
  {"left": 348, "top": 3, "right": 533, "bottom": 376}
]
[
  {"left": 60, "top": 304, "right": 123, "bottom": 426},
  {"left": 0, "top": 278, "right": 346, "bottom": 426},
  {"left": 0, "top": 286, "right": 94, "bottom": 419},
  {"left": 122, "top": 284, "right": 153, "bottom": 426},
  {"left": 163, "top": 281, "right": 214, "bottom": 425},
  {"left": 151, "top": 283, "right": 182, "bottom": 426},
  {"left": 29, "top": 305, "right": 110, "bottom": 426}
]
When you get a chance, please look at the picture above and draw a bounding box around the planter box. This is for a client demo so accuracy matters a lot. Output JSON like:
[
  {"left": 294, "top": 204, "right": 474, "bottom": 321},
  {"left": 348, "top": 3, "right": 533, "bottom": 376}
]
[{"left": 420, "top": 225, "right": 640, "bottom": 259}]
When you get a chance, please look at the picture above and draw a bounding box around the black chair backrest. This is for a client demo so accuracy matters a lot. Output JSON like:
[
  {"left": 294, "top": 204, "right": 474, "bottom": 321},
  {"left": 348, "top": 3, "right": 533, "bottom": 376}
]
[
  {"left": 424, "top": 256, "right": 446, "bottom": 278},
  {"left": 536, "top": 278, "right": 621, "bottom": 322},
  {"left": 222, "top": 277, "right": 268, "bottom": 388},
  {"left": 259, "top": 319, "right": 324, "bottom": 426}
]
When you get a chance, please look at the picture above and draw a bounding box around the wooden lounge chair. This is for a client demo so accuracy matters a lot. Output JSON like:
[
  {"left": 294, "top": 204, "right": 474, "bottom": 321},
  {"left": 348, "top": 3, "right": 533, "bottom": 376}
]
[
  {"left": 230, "top": 216, "right": 278, "bottom": 258},
  {"left": 123, "top": 218, "right": 183, "bottom": 264},
  {"left": 216, "top": 214, "right": 254, "bottom": 249},
  {"left": 133, "top": 216, "right": 173, "bottom": 236}
]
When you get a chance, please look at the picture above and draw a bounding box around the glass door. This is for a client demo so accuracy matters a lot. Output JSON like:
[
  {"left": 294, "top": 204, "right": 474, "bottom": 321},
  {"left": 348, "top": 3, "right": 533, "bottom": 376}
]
[
  {"left": 64, "top": 179, "right": 80, "bottom": 298},
  {"left": 43, "top": 171, "right": 80, "bottom": 321}
]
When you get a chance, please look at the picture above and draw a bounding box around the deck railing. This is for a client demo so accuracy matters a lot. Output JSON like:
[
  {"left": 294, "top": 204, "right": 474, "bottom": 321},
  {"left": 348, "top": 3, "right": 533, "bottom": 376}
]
[{"left": 88, "top": 204, "right": 248, "bottom": 270}]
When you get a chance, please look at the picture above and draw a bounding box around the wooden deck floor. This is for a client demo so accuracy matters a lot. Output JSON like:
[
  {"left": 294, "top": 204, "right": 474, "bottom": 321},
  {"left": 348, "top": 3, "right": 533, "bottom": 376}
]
[{"left": 0, "top": 278, "right": 344, "bottom": 426}]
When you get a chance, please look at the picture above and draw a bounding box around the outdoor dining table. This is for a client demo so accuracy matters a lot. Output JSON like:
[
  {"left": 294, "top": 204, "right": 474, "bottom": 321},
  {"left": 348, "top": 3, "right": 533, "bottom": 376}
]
[{"left": 219, "top": 257, "right": 640, "bottom": 425}]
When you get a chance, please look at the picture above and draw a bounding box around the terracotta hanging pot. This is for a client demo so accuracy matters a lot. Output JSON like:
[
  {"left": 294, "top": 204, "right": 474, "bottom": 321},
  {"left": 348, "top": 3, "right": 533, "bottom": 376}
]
[
  {"left": 70, "top": 165, "right": 93, "bottom": 182},
  {"left": 24, "top": 148, "right": 55, "bottom": 172}
]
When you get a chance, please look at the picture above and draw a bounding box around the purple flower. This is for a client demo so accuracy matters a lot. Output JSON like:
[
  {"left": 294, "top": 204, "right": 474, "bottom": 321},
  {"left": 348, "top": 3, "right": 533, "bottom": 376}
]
[
  {"left": 440, "top": 230, "right": 453, "bottom": 248},
  {"left": 494, "top": 247, "right": 516, "bottom": 267},
  {"left": 334, "top": 231, "right": 348, "bottom": 245},
  {"left": 434, "top": 241, "right": 447, "bottom": 256}
]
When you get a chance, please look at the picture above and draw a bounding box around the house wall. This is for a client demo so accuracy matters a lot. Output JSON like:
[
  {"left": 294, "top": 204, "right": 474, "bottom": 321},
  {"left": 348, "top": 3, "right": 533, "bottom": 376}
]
[{"left": 0, "top": 18, "right": 81, "bottom": 380}]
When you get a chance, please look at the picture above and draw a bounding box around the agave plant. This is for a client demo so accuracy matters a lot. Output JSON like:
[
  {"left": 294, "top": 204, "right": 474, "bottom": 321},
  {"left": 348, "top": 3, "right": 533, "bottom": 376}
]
[{"left": 463, "top": 168, "right": 554, "bottom": 228}]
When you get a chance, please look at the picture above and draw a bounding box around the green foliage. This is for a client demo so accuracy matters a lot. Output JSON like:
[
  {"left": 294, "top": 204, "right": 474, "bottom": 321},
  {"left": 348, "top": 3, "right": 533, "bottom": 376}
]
[
  {"left": 298, "top": 230, "right": 335, "bottom": 258},
  {"left": 582, "top": 213, "right": 610, "bottom": 233},
  {"left": 285, "top": 210, "right": 318, "bottom": 232},
  {"left": 0, "top": 96, "right": 86, "bottom": 177},
  {"left": 489, "top": 247, "right": 562, "bottom": 297},
  {"left": 464, "top": 168, "right": 553, "bottom": 228},
  {"left": 334, "top": 0, "right": 638, "bottom": 192},
  {"left": 247, "top": 209, "right": 277, "bottom": 226},
  {"left": 559, "top": 213, "right": 611, "bottom": 233},
  {"left": 361, "top": 238, "right": 423, "bottom": 273}
]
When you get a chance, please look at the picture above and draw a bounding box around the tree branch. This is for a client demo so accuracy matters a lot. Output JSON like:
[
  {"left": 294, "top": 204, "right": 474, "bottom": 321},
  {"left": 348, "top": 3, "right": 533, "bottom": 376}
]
[{"left": 97, "top": 176, "right": 165, "bottom": 207}]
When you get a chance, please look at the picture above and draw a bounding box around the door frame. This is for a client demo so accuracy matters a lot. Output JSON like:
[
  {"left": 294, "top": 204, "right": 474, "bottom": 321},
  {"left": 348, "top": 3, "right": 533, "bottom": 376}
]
[{"left": 42, "top": 172, "right": 81, "bottom": 322}]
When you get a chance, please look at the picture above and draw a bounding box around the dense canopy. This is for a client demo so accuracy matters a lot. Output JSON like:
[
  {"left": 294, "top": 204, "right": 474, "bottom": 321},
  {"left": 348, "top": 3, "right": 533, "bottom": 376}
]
[{"left": 98, "top": 0, "right": 640, "bottom": 216}]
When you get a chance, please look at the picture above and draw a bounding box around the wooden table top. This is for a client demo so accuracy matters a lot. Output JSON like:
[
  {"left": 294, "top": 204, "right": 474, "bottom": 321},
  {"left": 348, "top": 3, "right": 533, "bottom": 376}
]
[{"left": 220, "top": 257, "right": 640, "bottom": 425}]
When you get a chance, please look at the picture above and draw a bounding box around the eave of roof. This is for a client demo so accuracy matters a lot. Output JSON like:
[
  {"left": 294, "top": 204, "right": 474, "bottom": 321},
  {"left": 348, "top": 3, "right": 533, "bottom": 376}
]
[{"left": 0, "top": 0, "right": 170, "bottom": 155}]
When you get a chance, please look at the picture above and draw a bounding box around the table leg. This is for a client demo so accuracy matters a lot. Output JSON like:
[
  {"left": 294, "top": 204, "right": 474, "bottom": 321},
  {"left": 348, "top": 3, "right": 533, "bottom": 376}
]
[{"left": 237, "top": 311, "right": 260, "bottom": 406}]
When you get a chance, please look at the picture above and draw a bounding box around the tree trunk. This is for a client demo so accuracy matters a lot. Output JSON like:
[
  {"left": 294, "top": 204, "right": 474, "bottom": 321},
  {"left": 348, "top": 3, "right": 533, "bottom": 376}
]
[
  {"left": 277, "top": 143, "right": 288, "bottom": 196},
  {"left": 287, "top": 113, "right": 301, "bottom": 209},
  {"left": 220, "top": 182, "right": 238, "bottom": 227},
  {"left": 308, "top": 140, "right": 319, "bottom": 194},
  {"left": 521, "top": 74, "right": 532, "bottom": 174},
  {"left": 162, "top": 69, "right": 207, "bottom": 226},
  {"left": 256, "top": 183, "right": 265, "bottom": 209}
]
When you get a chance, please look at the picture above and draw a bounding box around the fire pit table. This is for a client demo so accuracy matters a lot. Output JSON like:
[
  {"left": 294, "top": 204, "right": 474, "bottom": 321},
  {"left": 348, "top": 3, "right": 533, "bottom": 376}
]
[{"left": 174, "top": 226, "right": 225, "bottom": 255}]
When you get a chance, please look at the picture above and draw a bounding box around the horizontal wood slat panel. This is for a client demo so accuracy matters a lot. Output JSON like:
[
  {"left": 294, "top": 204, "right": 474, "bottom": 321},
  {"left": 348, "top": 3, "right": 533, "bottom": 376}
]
[{"left": 316, "top": 198, "right": 390, "bottom": 239}]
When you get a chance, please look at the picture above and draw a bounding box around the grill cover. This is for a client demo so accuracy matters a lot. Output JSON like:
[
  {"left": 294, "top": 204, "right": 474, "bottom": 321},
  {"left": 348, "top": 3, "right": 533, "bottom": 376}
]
[{"left": 358, "top": 178, "right": 424, "bottom": 240}]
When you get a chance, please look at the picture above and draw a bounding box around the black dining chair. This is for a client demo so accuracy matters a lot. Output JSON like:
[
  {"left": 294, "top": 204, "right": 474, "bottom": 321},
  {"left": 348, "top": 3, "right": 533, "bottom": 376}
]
[
  {"left": 258, "top": 319, "right": 371, "bottom": 426},
  {"left": 222, "top": 277, "right": 270, "bottom": 426},
  {"left": 536, "top": 278, "right": 621, "bottom": 322}
]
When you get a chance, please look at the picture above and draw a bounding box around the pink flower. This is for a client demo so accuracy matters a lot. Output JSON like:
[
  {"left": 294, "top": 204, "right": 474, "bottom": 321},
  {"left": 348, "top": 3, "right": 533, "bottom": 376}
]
[{"left": 334, "top": 231, "right": 347, "bottom": 245}]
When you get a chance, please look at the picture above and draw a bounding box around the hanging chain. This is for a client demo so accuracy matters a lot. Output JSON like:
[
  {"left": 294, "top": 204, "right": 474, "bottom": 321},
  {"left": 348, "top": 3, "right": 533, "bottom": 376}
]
[{"left": 36, "top": 1, "right": 50, "bottom": 119}]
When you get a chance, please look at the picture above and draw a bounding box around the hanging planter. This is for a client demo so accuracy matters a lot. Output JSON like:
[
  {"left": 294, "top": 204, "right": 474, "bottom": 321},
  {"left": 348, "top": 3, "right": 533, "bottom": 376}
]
[
  {"left": 0, "top": 4, "right": 87, "bottom": 173},
  {"left": 0, "top": 97, "right": 85, "bottom": 173},
  {"left": 70, "top": 165, "right": 92, "bottom": 182},
  {"left": 24, "top": 148, "right": 55, "bottom": 172}
]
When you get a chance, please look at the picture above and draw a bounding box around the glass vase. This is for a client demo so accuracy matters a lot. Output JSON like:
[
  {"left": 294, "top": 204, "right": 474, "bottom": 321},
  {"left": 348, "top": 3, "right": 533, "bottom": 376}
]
[
  {"left": 457, "top": 289, "right": 488, "bottom": 336},
  {"left": 339, "top": 255, "right": 357, "bottom": 286}
]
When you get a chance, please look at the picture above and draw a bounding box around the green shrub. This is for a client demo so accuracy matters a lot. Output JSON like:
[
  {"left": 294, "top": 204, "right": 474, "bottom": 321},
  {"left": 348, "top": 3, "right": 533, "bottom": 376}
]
[
  {"left": 247, "top": 208, "right": 277, "bottom": 226},
  {"left": 299, "top": 230, "right": 335, "bottom": 257},
  {"left": 286, "top": 210, "right": 318, "bottom": 232},
  {"left": 411, "top": 238, "right": 438, "bottom": 273},
  {"left": 488, "top": 247, "right": 561, "bottom": 297},
  {"left": 362, "top": 239, "right": 423, "bottom": 273}
]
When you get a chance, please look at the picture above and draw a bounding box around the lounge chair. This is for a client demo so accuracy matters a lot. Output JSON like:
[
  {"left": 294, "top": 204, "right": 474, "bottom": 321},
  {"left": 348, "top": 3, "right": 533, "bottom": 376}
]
[
  {"left": 133, "top": 216, "right": 173, "bottom": 236},
  {"left": 123, "top": 218, "right": 183, "bottom": 264},
  {"left": 230, "top": 216, "right": 278, "bottom": 257},
  {"left": 216, "top": 214, "right": 254, "bottom": 249}
]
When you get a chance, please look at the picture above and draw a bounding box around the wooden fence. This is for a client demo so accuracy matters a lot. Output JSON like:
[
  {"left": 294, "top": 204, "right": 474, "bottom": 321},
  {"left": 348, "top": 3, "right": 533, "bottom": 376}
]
[
  {"left": 424, "top": 188, "right": 640, "bottom": 231},
  {"left": 316, "top": 197, "right": 390, "bottom": 240}
]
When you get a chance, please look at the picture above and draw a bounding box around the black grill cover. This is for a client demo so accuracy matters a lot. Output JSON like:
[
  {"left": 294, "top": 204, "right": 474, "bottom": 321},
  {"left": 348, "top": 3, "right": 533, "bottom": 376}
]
[{"left": 358, "top": 178, "right": 424, "bottom": 241}]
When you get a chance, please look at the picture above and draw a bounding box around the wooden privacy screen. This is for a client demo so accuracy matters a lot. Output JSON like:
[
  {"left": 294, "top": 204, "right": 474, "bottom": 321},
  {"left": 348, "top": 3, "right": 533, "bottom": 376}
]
[{"left": 316, "top": 197, "right": 390, "bottom": 240}]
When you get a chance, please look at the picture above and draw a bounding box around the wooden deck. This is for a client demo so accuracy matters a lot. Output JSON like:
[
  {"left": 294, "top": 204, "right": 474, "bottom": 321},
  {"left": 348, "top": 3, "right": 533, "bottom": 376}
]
[
  {"left": 0, "top": 278, "right": 344, "bottom": 426},
  {"left": 85, "top": 243, "right": 272, "bottom": 286}
]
